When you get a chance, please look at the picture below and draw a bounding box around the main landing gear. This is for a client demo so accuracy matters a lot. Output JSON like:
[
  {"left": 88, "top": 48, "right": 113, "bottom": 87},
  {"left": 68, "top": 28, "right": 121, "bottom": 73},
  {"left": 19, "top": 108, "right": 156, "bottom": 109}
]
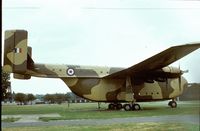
[
  {"left": 108, "top": 103, "right": 141, "bottom": 111},
  {"left": 108, "top": 103, "right": 123, "bottom": 110}
]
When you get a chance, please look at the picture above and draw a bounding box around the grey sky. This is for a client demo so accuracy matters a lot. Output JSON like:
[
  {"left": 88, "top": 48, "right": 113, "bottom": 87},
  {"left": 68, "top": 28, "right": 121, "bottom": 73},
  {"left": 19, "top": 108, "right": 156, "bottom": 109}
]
[{"left": 2, "top": 0, "right": 200, "bottom": 94}]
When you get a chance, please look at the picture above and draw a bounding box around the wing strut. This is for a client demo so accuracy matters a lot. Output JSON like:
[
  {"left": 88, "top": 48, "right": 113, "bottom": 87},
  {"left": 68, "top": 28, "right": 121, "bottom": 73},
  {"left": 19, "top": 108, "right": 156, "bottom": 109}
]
[
  {"left": 124, "top": 76, "right": 142, "bottom": 111},
  {"left": 125, "top": 76, "right": 135, "bottom": 102}
]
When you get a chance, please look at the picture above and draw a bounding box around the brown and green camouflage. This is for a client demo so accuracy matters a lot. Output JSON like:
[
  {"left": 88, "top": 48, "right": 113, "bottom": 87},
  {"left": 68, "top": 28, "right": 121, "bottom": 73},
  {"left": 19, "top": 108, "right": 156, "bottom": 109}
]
[{"left": 3, "top": 30, "right": 200, "bottom": 108}]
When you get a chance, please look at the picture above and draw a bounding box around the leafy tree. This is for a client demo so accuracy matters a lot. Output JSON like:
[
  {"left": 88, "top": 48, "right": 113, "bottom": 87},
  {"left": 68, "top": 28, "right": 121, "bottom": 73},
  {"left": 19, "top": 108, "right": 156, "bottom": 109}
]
[
  {"left": 1, "top": 69, "right": 11, "bottom": 102},
  {"left": 66, "top": 92, "right": 73, "bottom": 101},
  {"left": 66, "top": 92, "right": 76, "bottom": 102},
  {"left": 14, "top": 93, "right": 26, "bottom": 105},
  {"left": 27, "top": 94, "right": 36, "bottom": 104},
  {"left": 44, "top": 93, "right": 68, "bottom": 104},
  {"left": 55, "top": 93, "right": 66, "bottom": 104},
  {"left": 44, "top": 94, "right": 55, "bottom": 104},
  {"left": 66, "top": 92, "right": 73, "bottom": 107}
]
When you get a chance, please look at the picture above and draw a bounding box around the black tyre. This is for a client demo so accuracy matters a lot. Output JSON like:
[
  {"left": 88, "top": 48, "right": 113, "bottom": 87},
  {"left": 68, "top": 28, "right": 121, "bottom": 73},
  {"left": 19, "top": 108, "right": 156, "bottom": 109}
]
[
  {"left": 108, "top": 104, "right": 115, "bottom": 110},
  {"left": 168, "top": 101, "right": 172, "bottom": 106},
  {"left": 170, "top": 101, "right": 177, "bottom": 108},
  {"left": 132, "top": 104, "right": 141, "bottom": 111},
  {"left": 123, "top": 104, "right": 131, "bottom": 111},
  {"left": 116, "top": 104, "right": 122, "bottom": 110}
]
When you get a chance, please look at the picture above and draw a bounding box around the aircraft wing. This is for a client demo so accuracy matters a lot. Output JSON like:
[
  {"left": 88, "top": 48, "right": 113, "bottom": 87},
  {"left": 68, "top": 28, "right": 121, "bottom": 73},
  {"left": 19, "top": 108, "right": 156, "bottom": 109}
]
[{"left": 105, "top": 43, "right": 200, "bottom": 78}]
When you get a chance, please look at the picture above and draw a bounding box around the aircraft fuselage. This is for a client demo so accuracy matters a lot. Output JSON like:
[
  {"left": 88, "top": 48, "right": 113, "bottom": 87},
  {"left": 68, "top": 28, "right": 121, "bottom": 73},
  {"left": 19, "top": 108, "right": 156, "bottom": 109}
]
[{"left": 26, "top": 63, "right": 188, "bottom": 102}]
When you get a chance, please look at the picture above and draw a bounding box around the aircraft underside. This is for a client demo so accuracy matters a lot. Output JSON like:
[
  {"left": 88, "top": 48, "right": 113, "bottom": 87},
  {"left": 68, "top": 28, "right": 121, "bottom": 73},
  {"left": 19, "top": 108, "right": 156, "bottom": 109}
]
[{"left": 62, "top": 77, "right": 187, "bottom": 111}]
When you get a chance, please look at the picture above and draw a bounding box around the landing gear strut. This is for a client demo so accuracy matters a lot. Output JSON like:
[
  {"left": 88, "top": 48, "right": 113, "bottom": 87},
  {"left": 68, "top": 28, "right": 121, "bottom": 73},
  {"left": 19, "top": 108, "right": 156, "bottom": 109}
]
[{"left": 108, "top": 76, "right": 142, "bottom": 111}]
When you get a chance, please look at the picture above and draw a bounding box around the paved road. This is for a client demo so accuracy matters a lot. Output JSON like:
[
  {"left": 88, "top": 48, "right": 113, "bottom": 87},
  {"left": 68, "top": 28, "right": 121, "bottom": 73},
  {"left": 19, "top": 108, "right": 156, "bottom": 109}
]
[
  {"left": 2, "top": 114, "right": 199, "bottom": 128},
  {"left": 2, "top": 113, "right": 61, "bottom": 123}
]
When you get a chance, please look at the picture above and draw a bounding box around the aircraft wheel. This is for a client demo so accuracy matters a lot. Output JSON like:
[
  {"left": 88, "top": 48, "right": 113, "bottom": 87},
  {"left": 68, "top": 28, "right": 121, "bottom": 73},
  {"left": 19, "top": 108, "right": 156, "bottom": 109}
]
[
  {"left": 168, "top": 101, "right": 172, "bottom": 106},
  {"left": 116, "top": 104, "right": 123, "bottom": 110},
  {"left": 123, "top": 104, "right": 131, "bottom": 111},
  {"left": 132, "top": 104, "right": 141, "bottom": 111},
  {"left": 108, "top": 104, "right": 115, "bottom": 110},
  {"left": 170, "top": 101, "right": 177, "bottom": 108}
]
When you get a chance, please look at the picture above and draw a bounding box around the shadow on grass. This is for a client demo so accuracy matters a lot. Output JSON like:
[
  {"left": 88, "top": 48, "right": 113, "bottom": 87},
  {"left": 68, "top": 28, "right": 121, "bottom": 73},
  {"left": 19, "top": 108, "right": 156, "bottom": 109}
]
[{"left": 67, "top": 107, "right": 166, "bottom": 112}]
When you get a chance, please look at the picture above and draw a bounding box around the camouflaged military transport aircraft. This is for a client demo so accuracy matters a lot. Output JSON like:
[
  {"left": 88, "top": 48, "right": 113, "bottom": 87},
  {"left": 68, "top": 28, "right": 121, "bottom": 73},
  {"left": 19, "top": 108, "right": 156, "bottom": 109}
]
[{"left": 3, "top": 30, "right": 200, "bottom": 111}]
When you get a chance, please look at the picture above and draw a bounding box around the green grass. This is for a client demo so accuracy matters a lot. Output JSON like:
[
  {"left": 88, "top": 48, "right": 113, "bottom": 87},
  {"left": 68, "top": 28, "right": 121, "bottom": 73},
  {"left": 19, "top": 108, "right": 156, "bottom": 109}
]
[
  {"left": 2, "top": 117, "right": 20, "bottom": 123},
  {"left": 2, "top": 101, "right": 199, "bottom": 131},
  {"left": 2, "top": 122, "right": 199, "bottom": 131},
  {"left": 2, "top": 101, "right": 200, "bottom": 121}
]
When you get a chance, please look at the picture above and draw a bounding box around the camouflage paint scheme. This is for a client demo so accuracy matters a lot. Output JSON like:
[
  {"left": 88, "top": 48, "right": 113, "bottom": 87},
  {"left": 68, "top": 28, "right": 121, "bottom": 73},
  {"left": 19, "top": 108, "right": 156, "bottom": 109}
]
[{"left": 3, "top": 30, "right": 200, "bottom": 104}]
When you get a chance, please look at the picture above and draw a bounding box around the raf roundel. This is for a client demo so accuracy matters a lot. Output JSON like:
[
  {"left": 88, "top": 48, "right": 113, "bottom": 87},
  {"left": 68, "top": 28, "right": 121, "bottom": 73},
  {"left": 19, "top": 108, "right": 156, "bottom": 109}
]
[{"left": 67, "top": 68, "right": 75, "bottom": 76}]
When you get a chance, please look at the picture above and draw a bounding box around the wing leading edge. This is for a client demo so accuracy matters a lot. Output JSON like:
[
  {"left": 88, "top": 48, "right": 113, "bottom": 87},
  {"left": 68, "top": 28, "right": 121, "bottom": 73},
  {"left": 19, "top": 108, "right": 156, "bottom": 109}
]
[{"left": 105, "top": 43, "right": 200, "bottom": 78}]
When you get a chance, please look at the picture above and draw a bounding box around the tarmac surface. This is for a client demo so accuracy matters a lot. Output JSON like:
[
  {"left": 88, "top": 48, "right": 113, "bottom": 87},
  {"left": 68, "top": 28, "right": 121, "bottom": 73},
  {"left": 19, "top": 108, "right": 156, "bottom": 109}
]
[
  {"left": 2, "top": 114, "right": 199, "bottom": 128},
  {"left": 2, "top": 113, "right": 61, "bottom": 123}
]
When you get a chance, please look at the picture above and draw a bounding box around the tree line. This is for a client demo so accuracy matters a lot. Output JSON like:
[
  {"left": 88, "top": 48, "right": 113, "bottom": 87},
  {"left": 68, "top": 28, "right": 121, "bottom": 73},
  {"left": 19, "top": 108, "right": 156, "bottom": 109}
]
[
  {"left": 43, "top": 93, "right": 71, "bottom": 104},
  {"left": 14, "top": 93, "right": 36, "bottom": 105},
  {"left": 1, "top": 68, "right": 72, "bottom": 105},
  {"left": 12, "top": 93, "right": 72, "bottom": 105}
]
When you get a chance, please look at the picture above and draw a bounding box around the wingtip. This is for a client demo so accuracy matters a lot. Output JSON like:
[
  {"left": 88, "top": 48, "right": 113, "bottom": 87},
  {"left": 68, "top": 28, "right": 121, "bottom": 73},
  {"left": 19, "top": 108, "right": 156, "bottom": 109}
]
[
  {"left": 185, "top": 42, "right": 200, "bottom": 46},
  {"left": 176, "top": 42, "right": 200, "bottom": 48}
]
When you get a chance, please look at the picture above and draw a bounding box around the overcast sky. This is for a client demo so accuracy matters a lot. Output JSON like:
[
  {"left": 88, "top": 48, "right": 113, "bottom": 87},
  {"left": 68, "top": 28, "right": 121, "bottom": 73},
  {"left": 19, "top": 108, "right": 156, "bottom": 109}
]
[{"left": 2, "top": 0, "right": 200, "bottom": 95}]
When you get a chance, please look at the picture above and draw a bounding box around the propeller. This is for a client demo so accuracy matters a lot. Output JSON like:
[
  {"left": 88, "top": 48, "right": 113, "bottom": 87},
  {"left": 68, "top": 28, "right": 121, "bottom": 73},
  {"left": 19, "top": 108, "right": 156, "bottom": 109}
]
[
  {"left": 181, "top": 70, "right": 189, "bottom": 73},
  {"left": 178, "top": 63, "right": 189, "bottom": 91},
  {"left": 178, "top": 63, "right": 181, "bottom": 91}
]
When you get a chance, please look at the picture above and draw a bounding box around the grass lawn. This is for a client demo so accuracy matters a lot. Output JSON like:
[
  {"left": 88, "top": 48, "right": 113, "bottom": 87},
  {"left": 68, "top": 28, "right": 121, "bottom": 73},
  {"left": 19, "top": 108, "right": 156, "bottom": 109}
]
[
  {"left": 2, "top": 122, "right": 199, "bottom": 131},
  {"left": 2, "top": 101, "right": 200, "bottom": 121},
  {"left": 2, "top": 101, "right": 199, "bottom": 131},
  {"left": 1, "top": 117, "right": 21, "bottom": 123}
]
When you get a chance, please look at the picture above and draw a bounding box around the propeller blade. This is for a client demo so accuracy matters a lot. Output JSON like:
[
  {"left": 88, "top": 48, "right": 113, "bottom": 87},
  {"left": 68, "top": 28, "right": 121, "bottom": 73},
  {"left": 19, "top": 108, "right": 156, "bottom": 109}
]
[
  {"left": 178, "top": 62, "right": 181, "bottom": 91},
  {"left": 178, "top": 76, "right": 181, "bottom": 91},
  {"left": 182, "top": 70, "right": 189, "bottom": 73}
]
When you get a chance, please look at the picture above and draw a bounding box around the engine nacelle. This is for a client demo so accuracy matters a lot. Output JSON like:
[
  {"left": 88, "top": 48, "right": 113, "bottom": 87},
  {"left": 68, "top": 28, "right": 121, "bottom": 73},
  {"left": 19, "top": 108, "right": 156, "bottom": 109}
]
[
  {"left": 162, "top": 66, "right": 181, "bottom": 74},
  {"left": 148, "top": 66, "right": 182, "bottom": 79},
  {"left": 159, "top": 66, "right": 182, "bottom": 78},
  {"left": 14, "top": 73, "right": 31, "bottom": 80}
]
